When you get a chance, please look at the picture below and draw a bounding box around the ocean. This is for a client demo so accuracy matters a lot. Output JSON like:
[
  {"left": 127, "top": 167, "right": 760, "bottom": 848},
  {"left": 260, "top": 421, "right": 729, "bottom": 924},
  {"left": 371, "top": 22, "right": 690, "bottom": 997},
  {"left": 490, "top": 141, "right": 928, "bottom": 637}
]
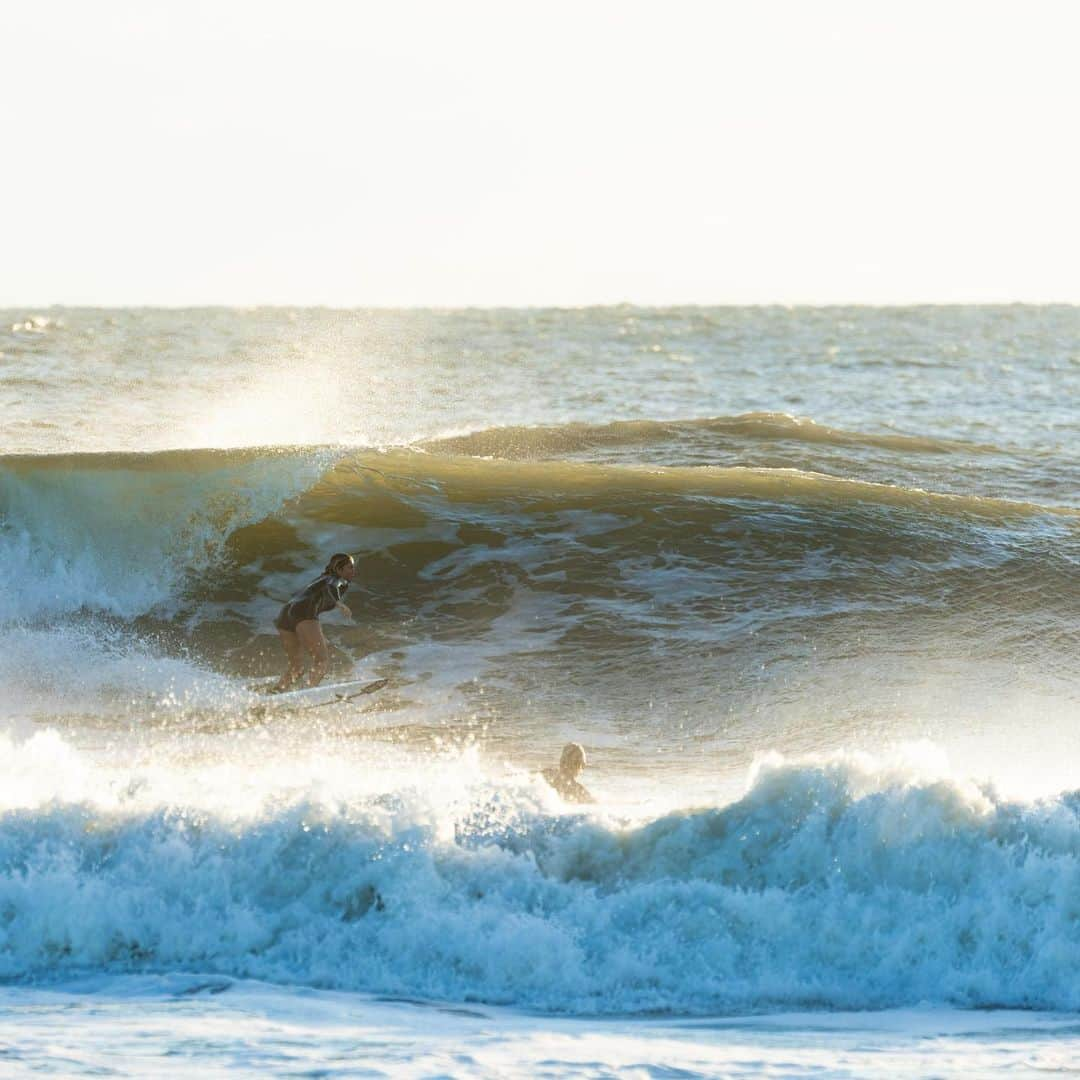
[{"left": 1, "top": 305, "right": 1078, "bottom": 1075}]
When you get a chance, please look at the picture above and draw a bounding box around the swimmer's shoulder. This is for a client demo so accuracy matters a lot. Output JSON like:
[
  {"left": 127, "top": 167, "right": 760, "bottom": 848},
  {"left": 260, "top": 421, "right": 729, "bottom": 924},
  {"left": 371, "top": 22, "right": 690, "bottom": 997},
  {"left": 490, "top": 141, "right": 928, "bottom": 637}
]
[{"left": 541, "top": 767, "right": 595, "bottom": 804}]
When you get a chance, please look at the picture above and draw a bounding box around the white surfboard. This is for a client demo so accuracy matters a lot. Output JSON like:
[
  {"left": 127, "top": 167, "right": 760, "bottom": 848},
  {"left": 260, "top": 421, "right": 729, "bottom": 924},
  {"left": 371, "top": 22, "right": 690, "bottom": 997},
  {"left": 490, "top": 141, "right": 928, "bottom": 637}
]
[{"left": 251, "top": 677, "right": 389, "bottom": 713}]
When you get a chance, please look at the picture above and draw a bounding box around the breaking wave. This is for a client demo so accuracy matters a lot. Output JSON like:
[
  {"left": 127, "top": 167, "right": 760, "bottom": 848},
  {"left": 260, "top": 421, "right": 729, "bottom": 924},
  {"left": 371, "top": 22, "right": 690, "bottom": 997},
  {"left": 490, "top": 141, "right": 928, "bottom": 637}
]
[
  {"left": 1, "top": 428, "right": 1074, "bottom": 628},
  {"left": 2, "top": 733, "right": 1079, "bottom": 1014},
  {"left": 1, "top": 419, "right": 1075, "bottom": 720}
]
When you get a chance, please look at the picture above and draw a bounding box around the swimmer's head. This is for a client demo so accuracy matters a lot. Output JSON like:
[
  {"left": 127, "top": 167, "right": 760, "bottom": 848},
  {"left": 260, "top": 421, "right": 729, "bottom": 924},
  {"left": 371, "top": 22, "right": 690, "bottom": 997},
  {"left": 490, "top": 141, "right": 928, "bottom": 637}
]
[
  {"left": 559, "top": 742, "right": 586, "bottom": 777},
  {"left": 325, "top": 552, "right": 357, "bottom": 580}
]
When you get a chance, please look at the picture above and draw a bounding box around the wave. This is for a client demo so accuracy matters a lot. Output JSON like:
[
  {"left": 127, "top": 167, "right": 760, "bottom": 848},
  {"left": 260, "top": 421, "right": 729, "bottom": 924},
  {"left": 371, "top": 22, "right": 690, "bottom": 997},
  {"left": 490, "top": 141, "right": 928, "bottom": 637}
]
[
  {"left": 2, "top": 734, "right": 1079, "bottom": 1014},
  {"left": 421, "top": 412, "right": 1000, "bottom": 460},
  {"left": 358, "top": 447, "right": 1070, "bottom": 519},
  {"left": 1, "top": 440, "right": 1074, "bottom": 655},
  {"left": 421, "top": 414, "right": 1080, "bottom": 513},
  {"left": 2, "top": 433, "right": 1075, "bottom": 723}
]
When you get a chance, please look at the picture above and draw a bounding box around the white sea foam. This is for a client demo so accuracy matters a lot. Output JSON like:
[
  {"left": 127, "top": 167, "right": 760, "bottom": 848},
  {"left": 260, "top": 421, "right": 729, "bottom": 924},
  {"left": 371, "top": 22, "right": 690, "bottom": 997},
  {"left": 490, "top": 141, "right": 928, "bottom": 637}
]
[
  {"left": 1, "top": 733, "right": 1078, "bottom": 1015},
  {"left": 3, "top": 980, "right": 1079, "bottom": 1078}
]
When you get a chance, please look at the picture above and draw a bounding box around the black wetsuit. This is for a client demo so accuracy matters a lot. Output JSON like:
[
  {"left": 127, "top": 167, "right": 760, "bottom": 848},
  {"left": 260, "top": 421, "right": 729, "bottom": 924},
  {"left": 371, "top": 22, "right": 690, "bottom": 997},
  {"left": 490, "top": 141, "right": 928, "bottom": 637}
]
[{"left": 274, "top": 573, "right": 349, "bottom": 632}]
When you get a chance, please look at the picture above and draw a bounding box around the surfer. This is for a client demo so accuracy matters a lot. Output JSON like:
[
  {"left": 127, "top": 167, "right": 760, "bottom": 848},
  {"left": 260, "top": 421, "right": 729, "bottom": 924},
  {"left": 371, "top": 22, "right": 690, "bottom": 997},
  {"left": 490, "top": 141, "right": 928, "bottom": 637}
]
[
  {"left": 542, "top": 743, "right": 595, "bottom": 803},
  {"left": 273, "top": 553, "right": 356, "bottom": 690}
]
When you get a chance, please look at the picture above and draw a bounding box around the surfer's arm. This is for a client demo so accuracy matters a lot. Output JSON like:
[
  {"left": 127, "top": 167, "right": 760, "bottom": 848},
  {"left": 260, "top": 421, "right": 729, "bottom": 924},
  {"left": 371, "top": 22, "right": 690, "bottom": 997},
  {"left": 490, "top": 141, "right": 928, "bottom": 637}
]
[{"left": 321, "top": 577, "right": 351, "bottom": 620}]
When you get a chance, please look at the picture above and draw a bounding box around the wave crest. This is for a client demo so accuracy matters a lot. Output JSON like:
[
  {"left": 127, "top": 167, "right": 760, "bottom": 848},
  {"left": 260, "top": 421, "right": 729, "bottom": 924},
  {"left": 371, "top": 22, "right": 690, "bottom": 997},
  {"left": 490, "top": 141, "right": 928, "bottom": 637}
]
[{"left": 422, "top": 412, "right": 997, "bottom": 461}]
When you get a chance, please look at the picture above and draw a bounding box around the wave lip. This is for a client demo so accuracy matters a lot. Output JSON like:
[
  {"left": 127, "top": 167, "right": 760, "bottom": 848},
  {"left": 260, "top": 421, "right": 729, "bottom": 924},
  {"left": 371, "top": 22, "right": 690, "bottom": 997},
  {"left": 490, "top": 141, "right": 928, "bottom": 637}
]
[
  {"left": 3, "top": 738, "right": 1080, "bottom": 1015},
  {"left": 0, "top": 446, "right": 338, "bottom": 621}
]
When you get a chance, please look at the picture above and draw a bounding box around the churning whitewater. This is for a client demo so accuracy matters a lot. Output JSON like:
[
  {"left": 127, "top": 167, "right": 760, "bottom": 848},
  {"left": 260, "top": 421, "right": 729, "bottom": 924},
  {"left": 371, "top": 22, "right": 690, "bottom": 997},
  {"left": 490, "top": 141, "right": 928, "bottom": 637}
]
[{"left": 3, "top": 730, "right": 1080, "bottom": 1014}]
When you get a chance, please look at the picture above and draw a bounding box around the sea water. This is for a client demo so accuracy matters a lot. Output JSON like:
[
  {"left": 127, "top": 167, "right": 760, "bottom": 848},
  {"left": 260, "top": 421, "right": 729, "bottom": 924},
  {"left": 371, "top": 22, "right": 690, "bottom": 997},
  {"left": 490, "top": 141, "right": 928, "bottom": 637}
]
[{"left": 1, "top": 306, "right": 1078, "bottom": 1075}]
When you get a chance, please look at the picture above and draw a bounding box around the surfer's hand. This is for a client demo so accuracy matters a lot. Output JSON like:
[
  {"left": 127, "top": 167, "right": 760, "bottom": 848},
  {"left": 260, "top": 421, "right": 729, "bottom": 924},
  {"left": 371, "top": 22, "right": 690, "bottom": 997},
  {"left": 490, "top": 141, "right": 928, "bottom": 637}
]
[{"left": 338, "top": 602, "right": 353, "bottom": 621}]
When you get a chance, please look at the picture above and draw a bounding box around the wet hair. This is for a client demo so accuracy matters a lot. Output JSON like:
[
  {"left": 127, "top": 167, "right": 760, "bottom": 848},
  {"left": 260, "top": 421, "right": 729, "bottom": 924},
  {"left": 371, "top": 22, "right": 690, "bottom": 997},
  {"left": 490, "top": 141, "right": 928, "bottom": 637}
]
[
  {"left": 325, "top": 553, "right": 354, "bottom": 576},
  {"left": 560, "top": 743, "right": 586, "bottom": 775}
]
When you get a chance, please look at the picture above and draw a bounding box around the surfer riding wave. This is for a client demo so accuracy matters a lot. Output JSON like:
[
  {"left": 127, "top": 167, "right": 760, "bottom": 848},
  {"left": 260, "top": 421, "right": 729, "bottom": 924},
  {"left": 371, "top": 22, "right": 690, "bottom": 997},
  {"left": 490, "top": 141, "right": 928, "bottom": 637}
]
[{"left": 273, "top": 553, "right": 356, "bottom": 690}]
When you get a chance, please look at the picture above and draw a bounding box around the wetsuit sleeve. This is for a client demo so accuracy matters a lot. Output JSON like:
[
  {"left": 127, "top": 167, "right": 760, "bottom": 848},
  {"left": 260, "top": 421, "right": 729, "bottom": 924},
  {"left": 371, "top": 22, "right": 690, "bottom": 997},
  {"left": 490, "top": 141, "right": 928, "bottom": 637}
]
[{"left": 321, "top": 576, "right": 348, "bottom": 611}]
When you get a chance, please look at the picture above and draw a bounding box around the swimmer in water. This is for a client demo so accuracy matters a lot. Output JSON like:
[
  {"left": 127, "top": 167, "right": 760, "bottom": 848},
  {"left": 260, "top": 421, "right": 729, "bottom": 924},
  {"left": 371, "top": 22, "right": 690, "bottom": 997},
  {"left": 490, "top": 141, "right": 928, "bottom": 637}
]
[
  {"left": 542, "top": 743, "right": 595, "bottom": 803},
  {"left": 273, "top": 553, "right": 356, "bottom": 690}
]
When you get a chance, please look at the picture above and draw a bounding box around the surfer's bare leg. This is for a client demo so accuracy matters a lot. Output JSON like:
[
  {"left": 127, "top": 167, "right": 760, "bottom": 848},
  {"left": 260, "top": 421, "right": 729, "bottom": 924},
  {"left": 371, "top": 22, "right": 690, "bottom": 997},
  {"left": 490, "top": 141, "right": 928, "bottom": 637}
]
[
  {"left": 275, "top": 629, "right": 305, "bottom": 691},
  {"left": 296, "top": 619, "right": 329, "bottom": 687}
]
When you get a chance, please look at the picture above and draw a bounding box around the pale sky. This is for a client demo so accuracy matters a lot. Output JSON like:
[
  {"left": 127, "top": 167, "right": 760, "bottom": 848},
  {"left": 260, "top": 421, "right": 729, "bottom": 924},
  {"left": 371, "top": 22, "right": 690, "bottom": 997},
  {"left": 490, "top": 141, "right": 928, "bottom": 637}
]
[{"left": 3, "top": 0, "right": 1079, "bottom": 306}]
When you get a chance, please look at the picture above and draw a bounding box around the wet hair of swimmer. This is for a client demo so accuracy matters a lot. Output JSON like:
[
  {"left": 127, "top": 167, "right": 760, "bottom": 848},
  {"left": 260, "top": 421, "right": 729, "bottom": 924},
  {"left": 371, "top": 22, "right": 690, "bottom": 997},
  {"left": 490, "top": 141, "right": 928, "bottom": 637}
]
[
  {"left": 325, "top": 553, "right": 355, "bottom": 576},
  {"left": 559, "top": 742, "right": 586, "bottom": 777}
]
